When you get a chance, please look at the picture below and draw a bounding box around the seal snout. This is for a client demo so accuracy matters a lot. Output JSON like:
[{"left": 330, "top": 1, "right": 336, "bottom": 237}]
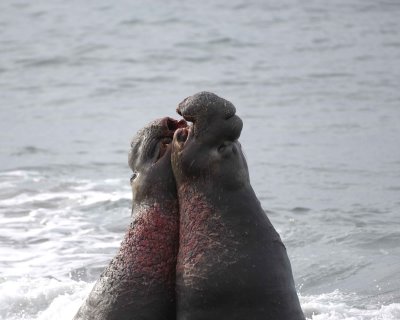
[
  {"left": 177, "top": 92, "right": 236, "bottom": 124},
  {"left": 175, "top": 92, "right": 242, "bottom": 144}
]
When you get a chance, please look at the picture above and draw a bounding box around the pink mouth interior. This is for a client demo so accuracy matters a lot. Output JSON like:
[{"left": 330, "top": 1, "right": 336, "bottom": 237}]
[{"left": 157, "top": 118, "right": 188, "bottom": 160}]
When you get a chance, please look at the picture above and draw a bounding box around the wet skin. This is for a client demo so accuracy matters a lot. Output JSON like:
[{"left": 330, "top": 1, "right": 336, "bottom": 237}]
[
  {"left": 73, "top": 117, "right": 186, "bottom": 320},
  {"left": 171, "top": 92, "right": 305, "bottom": 320}
]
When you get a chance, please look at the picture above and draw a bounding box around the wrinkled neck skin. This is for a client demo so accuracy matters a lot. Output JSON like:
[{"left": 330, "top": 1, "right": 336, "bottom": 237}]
[
  {"left": 131, "top": 165, "right": 177, "bottom": 209},
  {"left": 74, "top": 180, "right": 179, "bottom": 320},
  {"left": 174, "top": 136, "right": 256, "bottom": 212},
  {"left": 177, "top": 171, "right": 255, "bottom": 213},
  {"left": 175, "top": 146, "right": 270, "bottom": 252}
]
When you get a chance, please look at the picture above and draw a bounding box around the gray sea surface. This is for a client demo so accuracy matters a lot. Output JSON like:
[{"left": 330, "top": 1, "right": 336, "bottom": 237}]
[{"left": 1, "top": 0, "right": 400, "bottom": 319}]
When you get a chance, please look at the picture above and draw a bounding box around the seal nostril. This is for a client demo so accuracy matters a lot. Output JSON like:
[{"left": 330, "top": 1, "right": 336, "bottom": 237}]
[{"left": 218, "top": 141, "right": 232, "bottom": 153}]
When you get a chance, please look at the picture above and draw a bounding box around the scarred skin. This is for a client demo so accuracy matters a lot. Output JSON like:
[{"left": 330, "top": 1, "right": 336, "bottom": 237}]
[
  {"left": 73, "top": 117, "right": 186, "bottom": 320},
  {"left": 171, "top": 92, "right": 305, "bottom": 320}
]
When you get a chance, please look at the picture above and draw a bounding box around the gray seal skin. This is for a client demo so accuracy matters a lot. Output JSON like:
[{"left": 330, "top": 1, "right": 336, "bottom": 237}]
[
  {"left": 171, "top": 92, "right": 305, "bottom": 320},
  {"left": 73, "top": 117, "right": 186, "bottom": 320}
]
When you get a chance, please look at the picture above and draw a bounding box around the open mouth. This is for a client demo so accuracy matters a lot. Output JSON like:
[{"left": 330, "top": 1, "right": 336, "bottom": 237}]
[
  {"left": 157, "top": 136, "right": 173, "bottom": 159},
  {"left": 173, "top": 124, "right": 193, "bottom": 149},
  {"left": 156, "top": 118, "right": 187, "bottom": 161}
]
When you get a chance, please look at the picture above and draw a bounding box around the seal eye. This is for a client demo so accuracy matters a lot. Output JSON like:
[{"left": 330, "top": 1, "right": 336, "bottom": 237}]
[{"left": 130, "top": 172, "right": 138, "bottom": 184}]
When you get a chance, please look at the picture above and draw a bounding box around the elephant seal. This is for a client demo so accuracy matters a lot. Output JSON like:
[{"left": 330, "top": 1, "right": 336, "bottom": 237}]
[
  {"left": 74, "top": 117, "right": 186, "bottom": 320},
  {"left": 171, "top": 92, "right": 305, "bottom": 320}
]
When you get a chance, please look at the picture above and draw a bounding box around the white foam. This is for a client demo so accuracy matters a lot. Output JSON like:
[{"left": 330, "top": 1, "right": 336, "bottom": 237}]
[
  {"left": 300, "top": 290, "right": 400, "bottom": 320},
  {"left": 2, "top": 279, "right": 399, "bottom": 320},
  {"left": 36, "top": 281, "right": 94, "bottom": 320},
  {"left": 0, "top": 170, "right": 130, "bottom": 209},
  {"left": 0, "top": 190, "right": 129, "bottom": 207},
  {"left": 0, "top": 170, "right": 40, "bottom": 179},
  {"left": 0, "top": 277, "right": 93, "bottom": 320}
]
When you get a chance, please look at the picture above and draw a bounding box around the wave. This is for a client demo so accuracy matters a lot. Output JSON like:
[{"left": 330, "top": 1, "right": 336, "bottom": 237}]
[
  {"left": 0, "top": 277, "right": 92, "bottom": 320},
  {"left": 300, "top": 291, "right": 400, "bottom": 320},
  {"left": 1, "top": 278, "right": 399, "bottom": 320}
]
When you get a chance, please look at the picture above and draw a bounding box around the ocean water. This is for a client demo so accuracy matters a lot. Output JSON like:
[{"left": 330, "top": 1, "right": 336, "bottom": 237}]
[{"left": 1, "top": 0, "right": 400, "bottom": 319}]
